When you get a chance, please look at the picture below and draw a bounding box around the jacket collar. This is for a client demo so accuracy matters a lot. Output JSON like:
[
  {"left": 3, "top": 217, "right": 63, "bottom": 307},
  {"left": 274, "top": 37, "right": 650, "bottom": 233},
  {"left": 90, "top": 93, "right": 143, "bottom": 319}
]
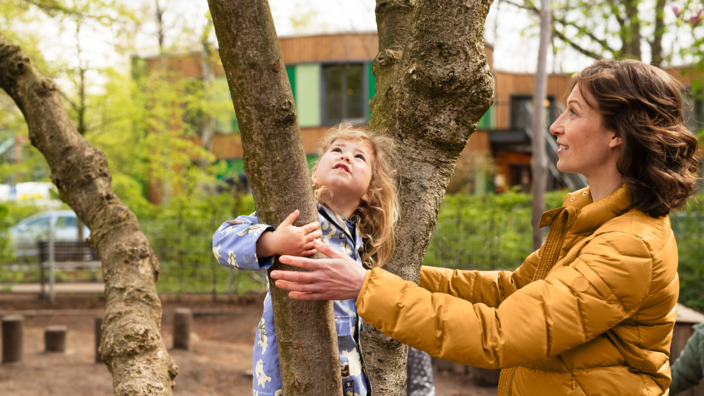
[
  {"left": 563, "top": 184, "right": 634, "bottom": 235},
  {"left": 317, "top": 202, "right": 359, "bottom": 244}
]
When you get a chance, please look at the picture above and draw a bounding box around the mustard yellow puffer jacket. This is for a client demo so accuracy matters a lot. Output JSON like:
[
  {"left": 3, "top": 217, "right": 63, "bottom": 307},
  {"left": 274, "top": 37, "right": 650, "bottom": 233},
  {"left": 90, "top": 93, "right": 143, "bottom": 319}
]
[{"left": 356, "top": 185, "right": 679, "bottom": 395}]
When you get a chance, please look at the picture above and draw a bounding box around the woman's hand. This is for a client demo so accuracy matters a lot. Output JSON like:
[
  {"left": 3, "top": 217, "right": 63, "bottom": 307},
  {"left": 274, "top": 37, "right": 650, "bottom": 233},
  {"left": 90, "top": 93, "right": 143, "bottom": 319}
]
[
  {"left": 256, "top": 210, "right": 321, "bottom": 258},
  {"left": 271, "top": 239, "right": 368, "bottom": 301}
]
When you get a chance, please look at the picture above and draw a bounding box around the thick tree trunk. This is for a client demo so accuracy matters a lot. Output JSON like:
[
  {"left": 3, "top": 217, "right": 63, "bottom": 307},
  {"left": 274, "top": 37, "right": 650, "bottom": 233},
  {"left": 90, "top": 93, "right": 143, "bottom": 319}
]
[
  {"left": 368, "top": 0, "right": 495, "bottom": 393},
  {"left": 0, "top": 33, "right": 177, "bottom": 395},
  {"left": 207, "top": 1, "right": 342, "bottom": 395}
]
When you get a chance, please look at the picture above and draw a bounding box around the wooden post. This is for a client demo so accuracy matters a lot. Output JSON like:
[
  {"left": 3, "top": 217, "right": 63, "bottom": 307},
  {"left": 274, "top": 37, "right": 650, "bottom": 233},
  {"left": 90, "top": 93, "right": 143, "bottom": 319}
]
[
  {"left": 2, "top": 315, "right": 23, "bottom": 363},
  {"left": 95, "top": 315, "right": 103, "bottom": 363},
  {"left": 173, "top": 308, "right": 192, "bottom": 350},
  {"left": 44, "top": 325, "right": 67, "bottom": 352}
]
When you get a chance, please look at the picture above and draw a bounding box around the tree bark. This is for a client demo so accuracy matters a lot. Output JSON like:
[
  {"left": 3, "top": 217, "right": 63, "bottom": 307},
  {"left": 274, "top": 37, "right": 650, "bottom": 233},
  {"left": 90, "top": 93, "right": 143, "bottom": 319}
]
[
  {"left": 0, "top": 33, "right": 177, "bottom": 395},
  {"left": 207, "top": 1, "right": 342, "bottom": 395},
  {"left": 531, "top": 0, "right": 551, "bottom": 251},
  {"left": 368, "top": 0, "right": 495, "bottom": 393}
]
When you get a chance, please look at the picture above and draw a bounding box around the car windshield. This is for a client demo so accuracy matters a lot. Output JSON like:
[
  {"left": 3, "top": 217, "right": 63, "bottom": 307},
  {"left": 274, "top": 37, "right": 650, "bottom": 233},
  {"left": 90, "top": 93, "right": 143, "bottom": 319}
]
[
  {"left": 56, "top": 216, "right": 77, "bottom": 228},
  {"left": 25, "top": 216, "right": 50, "bottom": 227}
]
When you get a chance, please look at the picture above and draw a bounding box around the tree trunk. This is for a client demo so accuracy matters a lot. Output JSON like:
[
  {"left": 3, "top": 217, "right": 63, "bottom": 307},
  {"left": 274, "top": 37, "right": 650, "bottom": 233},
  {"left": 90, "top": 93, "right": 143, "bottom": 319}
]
[
  {"left": 0, "top": 33, "right": 177, "bottom": 395},
  {"left": 368, "top": 0, "right": 495, "bottom": 393},
  {"left": 207, "top": 1, "right": 342, "bottom": 395},
  {"left": 621, "top": 0, "right": 642, "bottom": 60},
  {"left": 650, "top": 0, "right": 666, "bottom": 68},
  {"left": 531, "top": 0, "right": 551, "bottom": 250}
]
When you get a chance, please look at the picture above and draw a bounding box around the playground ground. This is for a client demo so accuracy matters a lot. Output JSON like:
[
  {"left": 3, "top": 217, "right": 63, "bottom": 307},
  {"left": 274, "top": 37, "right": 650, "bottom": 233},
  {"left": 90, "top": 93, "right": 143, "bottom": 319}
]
[{"left": 0, "top": 292, "right": 498, "bottom": 396}]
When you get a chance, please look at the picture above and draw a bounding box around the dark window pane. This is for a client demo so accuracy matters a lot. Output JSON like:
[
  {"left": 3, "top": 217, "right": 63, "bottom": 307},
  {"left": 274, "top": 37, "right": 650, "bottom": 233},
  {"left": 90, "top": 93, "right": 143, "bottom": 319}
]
[
  {"left": 510, "top": 96, "right": 532, "bottom": 130},
  {"left": 345, "top": 64, "right": 364, "bottom": 120},
  {"left": 324, "top": 65, "right": 343, "bottom": 123}
]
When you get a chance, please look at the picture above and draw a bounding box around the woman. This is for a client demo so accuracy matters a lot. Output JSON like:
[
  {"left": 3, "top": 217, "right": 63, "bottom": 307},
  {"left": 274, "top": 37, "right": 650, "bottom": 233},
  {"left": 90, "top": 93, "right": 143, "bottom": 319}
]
[{"left": 270, "top": 60, "right": 700, "bottom": 395}]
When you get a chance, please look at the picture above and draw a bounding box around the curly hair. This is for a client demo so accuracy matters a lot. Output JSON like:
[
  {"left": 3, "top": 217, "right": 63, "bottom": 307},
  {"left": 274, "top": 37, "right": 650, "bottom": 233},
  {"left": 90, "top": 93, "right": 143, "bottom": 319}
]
[
  {"left": 571, "top": 60, "right": 700, "bottom": 217},
  {"left": 314, "top": 124, "right": 399, "bottom": 267}
]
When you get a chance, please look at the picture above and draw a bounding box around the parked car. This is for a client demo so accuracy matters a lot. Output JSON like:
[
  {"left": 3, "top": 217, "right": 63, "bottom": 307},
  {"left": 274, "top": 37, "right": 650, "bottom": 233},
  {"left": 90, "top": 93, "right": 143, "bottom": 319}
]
[{"left": 9, "top": 210, "right": 90, "bottom": 259}]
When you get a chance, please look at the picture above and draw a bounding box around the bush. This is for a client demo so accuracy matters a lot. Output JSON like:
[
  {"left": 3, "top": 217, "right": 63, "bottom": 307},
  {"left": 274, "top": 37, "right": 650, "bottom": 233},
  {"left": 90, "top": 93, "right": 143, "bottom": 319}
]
[
  {"left": 671, "top": 199, "right": 704, "bottom": 311},
  {"left": 423, "top": 189, "right": 566, "bottom": 270},
  {"left": 138, "top": 192, "right": 259, "bottom": 296}
]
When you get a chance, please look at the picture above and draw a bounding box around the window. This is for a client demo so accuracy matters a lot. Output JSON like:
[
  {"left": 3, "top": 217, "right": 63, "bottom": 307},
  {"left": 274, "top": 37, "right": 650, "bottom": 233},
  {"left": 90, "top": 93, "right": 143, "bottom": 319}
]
[
  {"left": 509, "top": 95, "right": 558, "bottom": 131},
  {"left": 322, "top": 63, "right": 366, "bottom": 125}
]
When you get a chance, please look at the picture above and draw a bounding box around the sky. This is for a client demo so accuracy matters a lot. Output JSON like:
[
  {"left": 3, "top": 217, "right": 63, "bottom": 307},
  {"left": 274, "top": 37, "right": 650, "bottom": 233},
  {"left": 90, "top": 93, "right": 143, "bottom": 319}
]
[{"left": 23, "top": 0, "right": 594, "bottom": 77}]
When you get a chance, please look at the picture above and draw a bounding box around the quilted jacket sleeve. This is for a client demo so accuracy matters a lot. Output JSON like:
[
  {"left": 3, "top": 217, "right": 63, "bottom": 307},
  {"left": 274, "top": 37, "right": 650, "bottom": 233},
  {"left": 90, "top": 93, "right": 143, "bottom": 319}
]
[
  {"left": 211, "top": 213, "right": 275, "bottom": 271},
  {"left": 356, "top": 232, "right": 654, "bottom": 369},
  {"left": 670, "top": 324, "right": 704, "bottom": 394},
  {"left": 418, "top": 250, "right": 540, "bottom": 307}
]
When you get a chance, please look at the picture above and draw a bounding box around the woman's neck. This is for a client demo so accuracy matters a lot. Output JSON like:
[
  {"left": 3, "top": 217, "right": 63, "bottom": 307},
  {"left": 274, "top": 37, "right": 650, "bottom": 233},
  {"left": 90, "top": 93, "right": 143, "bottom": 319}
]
[{"left": 586, "top": 171, "right": 624, "bottom": 202}]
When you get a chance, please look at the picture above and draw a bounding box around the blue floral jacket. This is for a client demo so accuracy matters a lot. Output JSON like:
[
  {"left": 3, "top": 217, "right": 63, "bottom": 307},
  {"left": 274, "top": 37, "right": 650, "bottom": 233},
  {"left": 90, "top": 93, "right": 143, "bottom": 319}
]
[{"left": 212, "top": 204, "right": 369, "bottom": 396}]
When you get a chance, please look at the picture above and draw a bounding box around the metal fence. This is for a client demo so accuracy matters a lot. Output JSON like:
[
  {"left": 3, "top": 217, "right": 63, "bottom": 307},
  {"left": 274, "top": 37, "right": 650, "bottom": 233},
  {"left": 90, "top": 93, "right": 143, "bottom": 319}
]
[{"left": 3, "top": 199, "right": 703, "bottom": 309}]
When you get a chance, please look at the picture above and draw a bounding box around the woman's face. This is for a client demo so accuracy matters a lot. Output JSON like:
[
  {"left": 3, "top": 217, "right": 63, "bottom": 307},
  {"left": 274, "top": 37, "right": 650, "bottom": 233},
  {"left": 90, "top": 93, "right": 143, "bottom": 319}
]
[{"left": 549, "top": 85, "right": 622, "bottom": 181}]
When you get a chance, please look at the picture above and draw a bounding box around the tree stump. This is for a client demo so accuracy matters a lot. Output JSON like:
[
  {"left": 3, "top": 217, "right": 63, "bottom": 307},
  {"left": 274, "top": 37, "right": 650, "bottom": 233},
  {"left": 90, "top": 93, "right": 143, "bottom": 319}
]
[
  {"left": 95, "top": 315, "right": 103, "bottom": 363},
  {"left": 44, "top": 325, "right": 67, "bottom": 352},
  {"left": 2, "top": 315, "right": 24, "bottom": 363},
  {"left": 173, "top": 308, "right": 192, "bottom": 350}
]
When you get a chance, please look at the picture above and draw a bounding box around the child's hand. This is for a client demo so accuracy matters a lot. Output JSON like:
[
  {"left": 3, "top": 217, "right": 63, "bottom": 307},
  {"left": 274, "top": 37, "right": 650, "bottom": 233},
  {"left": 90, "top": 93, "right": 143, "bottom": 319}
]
[{"left": 256, "top": 210, "right": 321, "bottom": 258}]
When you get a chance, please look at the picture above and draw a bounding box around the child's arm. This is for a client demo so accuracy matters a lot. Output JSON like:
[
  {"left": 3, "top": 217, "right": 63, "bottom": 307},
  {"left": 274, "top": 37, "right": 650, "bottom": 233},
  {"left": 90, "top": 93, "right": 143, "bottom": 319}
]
[
  {"left": 212, "top": 210, "right": 320, "bottom": 271},
  {"left": 256, "top": 210, "right": 321, "bottom": 258}
]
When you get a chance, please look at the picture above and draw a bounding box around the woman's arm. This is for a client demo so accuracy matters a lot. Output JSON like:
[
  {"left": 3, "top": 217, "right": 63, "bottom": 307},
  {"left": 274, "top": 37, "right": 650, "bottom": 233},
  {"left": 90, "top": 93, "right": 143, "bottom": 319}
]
[
  {"left": 356, "top": 233, "right": 655, "bottom": 368},
  {"left": 274, "top": 233, "right": 655, "bottom": 369},
  {"left": 418, "top": 250, "right": 540, "bottom": 307}
]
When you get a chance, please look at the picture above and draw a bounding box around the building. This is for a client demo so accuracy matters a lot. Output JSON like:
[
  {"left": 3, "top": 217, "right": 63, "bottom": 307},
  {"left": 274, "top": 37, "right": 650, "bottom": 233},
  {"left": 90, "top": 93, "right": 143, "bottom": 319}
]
[{"left": 131, "top": 32, "right": 704, "bottom": 200}]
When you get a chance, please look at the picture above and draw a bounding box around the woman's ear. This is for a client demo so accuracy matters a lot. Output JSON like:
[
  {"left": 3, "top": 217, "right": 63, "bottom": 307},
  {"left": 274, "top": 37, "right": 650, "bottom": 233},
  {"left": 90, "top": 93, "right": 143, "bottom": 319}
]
[{"left": 609, "top": 133, "right": 623, "bottom": 148}]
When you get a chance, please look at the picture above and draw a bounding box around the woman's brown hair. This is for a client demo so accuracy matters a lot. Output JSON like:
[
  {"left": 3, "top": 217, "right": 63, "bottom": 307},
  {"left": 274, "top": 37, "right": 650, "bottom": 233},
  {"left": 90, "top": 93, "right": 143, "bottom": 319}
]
[{"left": 571, "top": 59, "right": 699, "bottom": 217}]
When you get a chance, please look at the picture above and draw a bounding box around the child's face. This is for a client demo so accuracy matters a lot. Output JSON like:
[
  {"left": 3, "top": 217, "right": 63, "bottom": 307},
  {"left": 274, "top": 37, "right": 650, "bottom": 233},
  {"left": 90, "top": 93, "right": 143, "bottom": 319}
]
[{"left": 313, "top": 137, "right": 374, "bottom": 204}]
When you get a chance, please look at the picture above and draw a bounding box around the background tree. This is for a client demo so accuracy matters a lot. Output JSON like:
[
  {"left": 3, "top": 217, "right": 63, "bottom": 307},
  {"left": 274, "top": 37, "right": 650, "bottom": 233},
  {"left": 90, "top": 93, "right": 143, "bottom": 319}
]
[
  {"left": 207, "top": 0, "right": 495, "bottom": 394},
  {"left": 505, "top": 0, "right": 670, "bottom": 66},
  {"left": 0, "top": 32, "right": 177, "bottom": 394},
  {"left": 530, "top": 0, "right": 551, "bottom": 250}
]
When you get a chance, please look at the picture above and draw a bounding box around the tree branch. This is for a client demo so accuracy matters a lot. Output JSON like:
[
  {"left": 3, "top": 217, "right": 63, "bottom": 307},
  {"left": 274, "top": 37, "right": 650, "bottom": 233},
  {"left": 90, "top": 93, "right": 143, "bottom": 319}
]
[{"left": 503, "top": 0, "right": 616, "bottom": 60}]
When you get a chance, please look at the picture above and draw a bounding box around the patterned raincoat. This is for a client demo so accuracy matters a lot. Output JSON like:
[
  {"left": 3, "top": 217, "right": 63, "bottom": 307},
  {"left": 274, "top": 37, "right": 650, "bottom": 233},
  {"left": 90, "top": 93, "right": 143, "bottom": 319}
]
[{"left": 212, "top": 204, "right": 369, "bottom": 396}]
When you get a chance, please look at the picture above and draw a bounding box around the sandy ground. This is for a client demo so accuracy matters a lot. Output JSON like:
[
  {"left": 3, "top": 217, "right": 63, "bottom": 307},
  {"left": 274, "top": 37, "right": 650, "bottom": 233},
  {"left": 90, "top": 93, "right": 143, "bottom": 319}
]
[{"left": 0, "top": 293, "right": 498, "bottom": 396}]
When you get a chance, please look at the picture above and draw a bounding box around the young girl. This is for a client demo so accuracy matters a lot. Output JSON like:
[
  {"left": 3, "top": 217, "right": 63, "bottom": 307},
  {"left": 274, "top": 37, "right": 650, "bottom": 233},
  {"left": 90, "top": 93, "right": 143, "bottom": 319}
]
[{"left": 212, "top": 124, "right": 398, "bottom": 396}]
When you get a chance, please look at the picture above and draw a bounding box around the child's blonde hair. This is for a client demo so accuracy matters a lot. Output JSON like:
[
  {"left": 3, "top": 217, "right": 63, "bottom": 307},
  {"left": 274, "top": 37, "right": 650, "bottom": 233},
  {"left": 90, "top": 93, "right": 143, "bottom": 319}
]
[{"left": 314, "top": 123, "right": 399, "bottom": 267}]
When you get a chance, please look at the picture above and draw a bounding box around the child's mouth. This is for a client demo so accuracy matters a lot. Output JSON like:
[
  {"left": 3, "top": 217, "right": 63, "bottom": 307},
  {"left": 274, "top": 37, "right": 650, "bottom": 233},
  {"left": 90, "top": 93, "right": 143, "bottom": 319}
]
[{"left": 334, "top": 163, "right": 351, "bottom": 174}]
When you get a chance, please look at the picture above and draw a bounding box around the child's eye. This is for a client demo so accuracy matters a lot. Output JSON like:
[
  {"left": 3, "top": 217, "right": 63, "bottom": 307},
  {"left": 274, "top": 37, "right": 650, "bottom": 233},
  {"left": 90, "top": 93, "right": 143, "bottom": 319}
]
[
  {"left": 331, "top": 147, "right": 342, "bottom": 153},
  {"left": 355, "top": 154, "right": 367, "bottom": 162}
]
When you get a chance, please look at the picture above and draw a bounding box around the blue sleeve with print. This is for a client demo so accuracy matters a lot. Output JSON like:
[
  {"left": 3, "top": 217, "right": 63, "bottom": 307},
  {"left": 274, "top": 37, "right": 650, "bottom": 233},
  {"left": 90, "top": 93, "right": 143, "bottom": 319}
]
[{"left": 211, "top": 213, "right": 274, "bottom": 271}]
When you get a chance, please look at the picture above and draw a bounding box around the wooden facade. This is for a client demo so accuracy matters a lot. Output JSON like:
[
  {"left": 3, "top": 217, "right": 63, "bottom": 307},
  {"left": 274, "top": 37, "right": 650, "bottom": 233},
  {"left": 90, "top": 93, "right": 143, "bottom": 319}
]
[{"left": 140, "top": 33, "right": 702, "bottom": 195}]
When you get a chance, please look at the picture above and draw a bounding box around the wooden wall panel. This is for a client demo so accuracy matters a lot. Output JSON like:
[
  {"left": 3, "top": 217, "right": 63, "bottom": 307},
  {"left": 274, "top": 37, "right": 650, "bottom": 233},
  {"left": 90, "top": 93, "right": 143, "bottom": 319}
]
[
  {"left": 280, "top": 33, "right": 379, "bottom": 64},
  {"left": 493, "top": 71, "right": 571, "bottom": 130}
]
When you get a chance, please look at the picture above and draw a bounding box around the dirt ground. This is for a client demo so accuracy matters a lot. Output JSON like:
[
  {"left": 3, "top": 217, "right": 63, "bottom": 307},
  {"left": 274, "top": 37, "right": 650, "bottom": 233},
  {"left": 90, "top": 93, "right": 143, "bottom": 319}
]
[{"left": 0, "top": 293, "right": 498, "bottom": 396}]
